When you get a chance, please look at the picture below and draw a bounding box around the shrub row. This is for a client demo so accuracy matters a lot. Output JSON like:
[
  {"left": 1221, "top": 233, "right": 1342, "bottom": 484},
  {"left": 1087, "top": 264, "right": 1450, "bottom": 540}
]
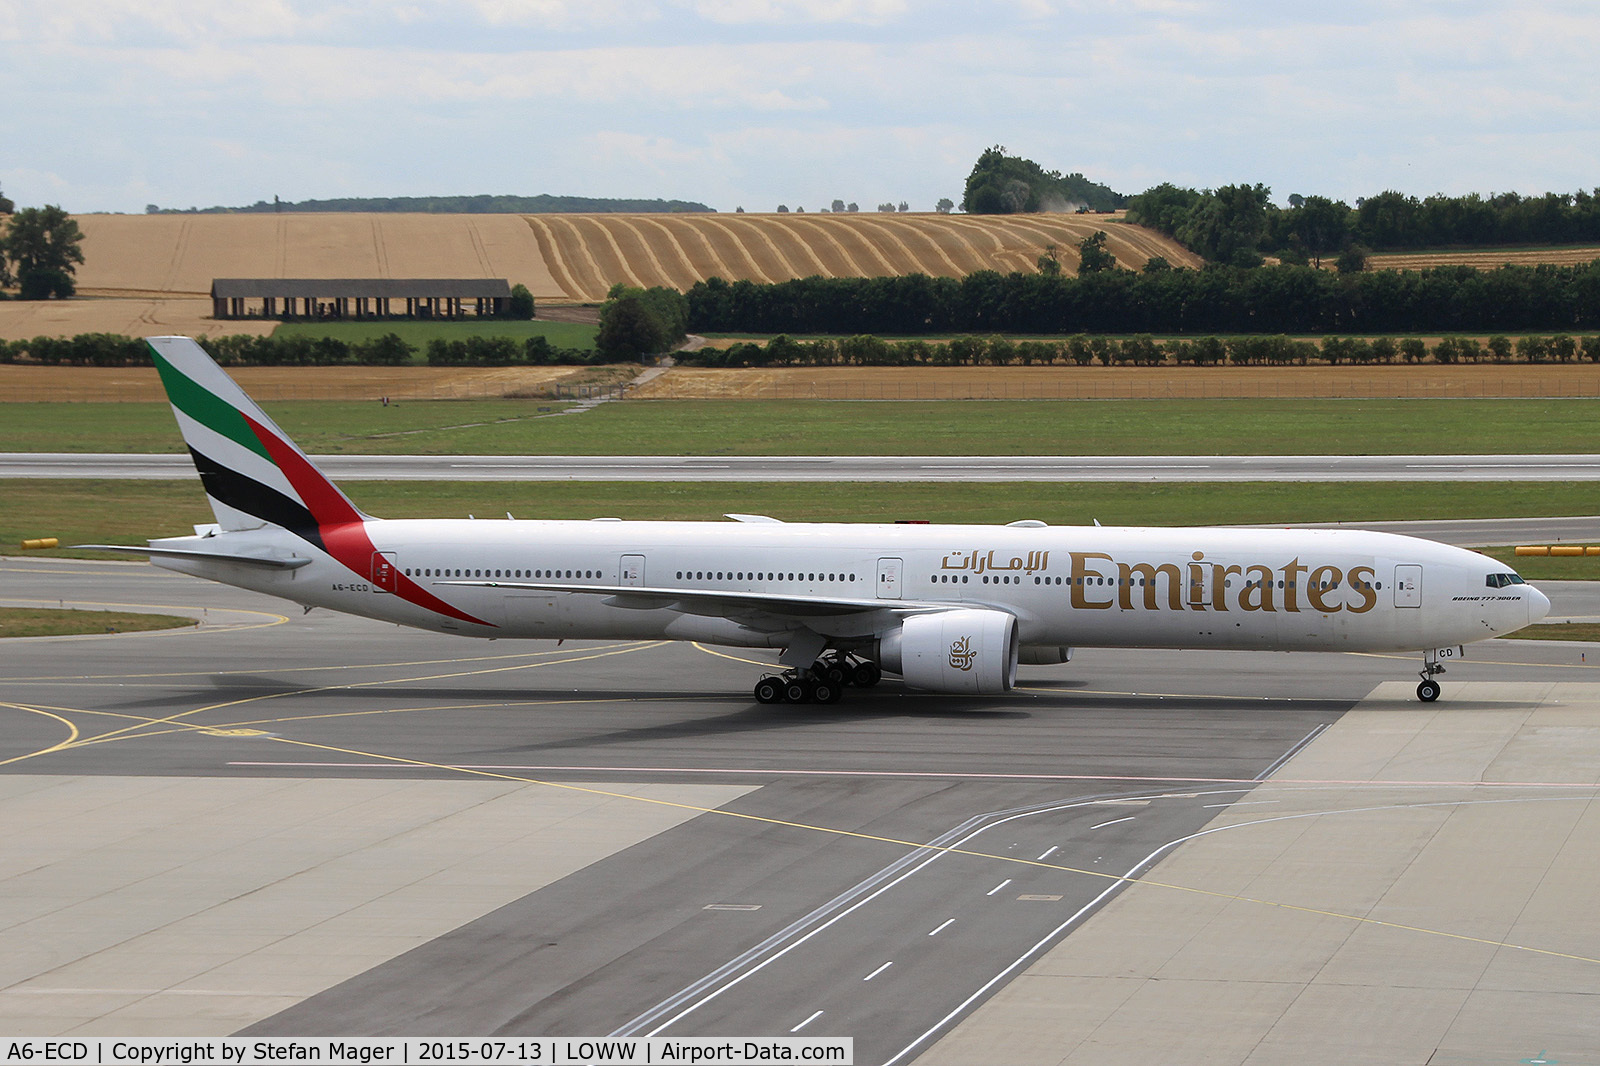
[{"left": 0, "top": 333, "right": 610, "bottom": 367}]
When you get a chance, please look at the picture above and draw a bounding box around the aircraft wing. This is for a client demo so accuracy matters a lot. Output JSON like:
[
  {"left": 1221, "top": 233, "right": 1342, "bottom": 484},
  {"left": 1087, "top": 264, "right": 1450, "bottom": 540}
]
[{"left": 435, "top": 578, "right": 952, "bottom": 620}]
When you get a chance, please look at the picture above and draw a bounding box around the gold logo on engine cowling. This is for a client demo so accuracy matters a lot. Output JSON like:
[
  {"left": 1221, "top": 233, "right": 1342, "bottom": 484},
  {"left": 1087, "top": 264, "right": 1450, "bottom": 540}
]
[{"left": 949, "top": 635, "right": 976, "bottom": 671}]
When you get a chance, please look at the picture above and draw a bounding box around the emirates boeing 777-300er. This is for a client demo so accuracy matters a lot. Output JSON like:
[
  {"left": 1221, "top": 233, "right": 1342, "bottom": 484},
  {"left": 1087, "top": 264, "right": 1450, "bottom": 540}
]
[{"left": 85, "top": 336, "right": 1551, "bottom": 705}]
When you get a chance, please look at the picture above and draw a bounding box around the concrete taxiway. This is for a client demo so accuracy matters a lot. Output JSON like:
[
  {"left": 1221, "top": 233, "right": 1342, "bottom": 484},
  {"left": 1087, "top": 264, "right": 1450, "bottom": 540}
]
[
  {"left": 10, "top": 452, "right": 1600, "bottom": 482},
  {"left": 2, "top": 557, "right": 1598, "bottom": 1064}
]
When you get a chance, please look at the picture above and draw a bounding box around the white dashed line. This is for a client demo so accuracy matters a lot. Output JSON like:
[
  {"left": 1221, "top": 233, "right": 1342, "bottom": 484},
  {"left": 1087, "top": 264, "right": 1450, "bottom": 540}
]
[
  {"left": 790, "top": 1011, "right": 823, "bottom": 1033},
  {"left": 863, "top": 961, "right": 893, "bottom": 982},
  {"left": 1089, "top": 816, "right": 1134, "bottom": 830},
  {"left": 986, "top": 879, "right": 1013, "bottom": 896}
]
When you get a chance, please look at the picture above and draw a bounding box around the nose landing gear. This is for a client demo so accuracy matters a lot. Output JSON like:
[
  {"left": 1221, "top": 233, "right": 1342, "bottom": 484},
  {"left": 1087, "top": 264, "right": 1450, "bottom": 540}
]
[{"left": 1417, "top": 649, "right": 1446, "bottom": 702}]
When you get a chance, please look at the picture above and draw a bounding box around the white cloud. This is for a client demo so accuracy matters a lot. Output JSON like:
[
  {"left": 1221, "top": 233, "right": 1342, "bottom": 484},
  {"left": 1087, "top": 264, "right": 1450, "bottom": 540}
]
[
  {"left": 690, "top": 0, "right": 907, "bottom": 24},
  {"left": 4, "top": 0, "right": 1600, "bottom": 212}
]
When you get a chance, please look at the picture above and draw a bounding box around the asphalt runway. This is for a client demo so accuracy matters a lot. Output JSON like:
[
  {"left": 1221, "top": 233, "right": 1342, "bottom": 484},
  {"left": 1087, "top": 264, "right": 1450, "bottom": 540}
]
[
  {"left": 10, "top": 452, "right": 1600, "bottom": 482},
  {"left": 3, "top": 558, "right": 1598, "bottom": 1060}
]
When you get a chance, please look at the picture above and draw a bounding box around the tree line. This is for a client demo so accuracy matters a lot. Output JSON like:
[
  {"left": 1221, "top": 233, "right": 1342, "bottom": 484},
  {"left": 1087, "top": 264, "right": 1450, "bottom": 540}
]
[
  {"left": 685, "top": 260, "right": 1600, "bottom": 337},
  {"left": 1127, "top": 184, "right": 1600, "bottom": 266},
  {"left": 143, "top": 194, "right": 715, "bottom": 214},
  {"left": 684, "top": 332, "right": 1600, "bottom": 368},
  {"left": 0, "top": 332, "right": 607, "bottom": 367}
]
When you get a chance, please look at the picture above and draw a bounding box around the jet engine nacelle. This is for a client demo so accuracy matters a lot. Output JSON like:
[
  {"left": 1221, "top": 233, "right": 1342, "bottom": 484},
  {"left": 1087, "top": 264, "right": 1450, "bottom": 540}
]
[{"left": 879, "top": 608, "right": 1018, "bottom": 694}]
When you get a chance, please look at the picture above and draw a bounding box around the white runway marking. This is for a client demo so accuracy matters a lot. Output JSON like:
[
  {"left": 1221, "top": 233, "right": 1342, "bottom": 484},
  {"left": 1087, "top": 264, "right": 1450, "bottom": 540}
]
[{"left": 1090, "top": 816, "right": 1134, "bottom": 829}]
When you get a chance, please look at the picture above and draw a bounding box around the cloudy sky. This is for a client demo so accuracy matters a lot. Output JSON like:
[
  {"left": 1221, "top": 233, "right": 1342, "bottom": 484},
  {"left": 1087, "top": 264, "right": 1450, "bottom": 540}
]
[{"left": 3, "top": 0, "right": 1597, "bottom": 215}]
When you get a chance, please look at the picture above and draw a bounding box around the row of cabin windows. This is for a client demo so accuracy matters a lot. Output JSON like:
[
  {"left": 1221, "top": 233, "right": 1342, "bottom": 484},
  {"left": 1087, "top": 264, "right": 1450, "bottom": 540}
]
[
  {"left": 401, "top": 566, "right": 1386, "bottom": 594},
  {"left": 676, "top": 571, "right": 857, "bottom": 582},
  {"left": 402, "top": 568, "right": 861, "bottom": 583},
  {"left": 404, "top": 568, "right": 600, "bottom": 579}
]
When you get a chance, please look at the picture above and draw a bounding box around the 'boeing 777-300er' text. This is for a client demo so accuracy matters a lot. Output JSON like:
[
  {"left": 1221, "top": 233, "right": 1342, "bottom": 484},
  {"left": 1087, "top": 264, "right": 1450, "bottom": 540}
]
[{"left": 85, "top": 336, "right": 1551, "bottom": 705}]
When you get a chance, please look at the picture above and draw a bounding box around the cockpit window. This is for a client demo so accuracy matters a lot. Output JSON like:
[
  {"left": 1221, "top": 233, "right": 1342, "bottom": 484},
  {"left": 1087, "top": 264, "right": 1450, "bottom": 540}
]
[{"left": 1485, "top": 572, "right": 1526, "bottom": 588}]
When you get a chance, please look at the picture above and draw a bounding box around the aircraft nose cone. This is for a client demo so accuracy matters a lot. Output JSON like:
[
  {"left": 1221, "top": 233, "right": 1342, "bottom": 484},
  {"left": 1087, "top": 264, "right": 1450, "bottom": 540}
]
[{"left": 1527, "top": 585, "right": 1552, "bottom": 625}]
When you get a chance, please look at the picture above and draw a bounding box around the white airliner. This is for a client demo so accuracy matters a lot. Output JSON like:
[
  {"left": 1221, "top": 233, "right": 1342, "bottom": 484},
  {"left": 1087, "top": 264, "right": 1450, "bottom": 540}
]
[{"left": 87, "top": 336, "right": 1550, "bottom": 705}]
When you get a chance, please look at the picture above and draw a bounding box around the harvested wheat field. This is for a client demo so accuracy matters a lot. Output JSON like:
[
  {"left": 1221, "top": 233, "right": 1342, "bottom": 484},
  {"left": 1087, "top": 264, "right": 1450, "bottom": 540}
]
[
  {"left": 0, "top": 296, "right": 270, "bottom": 342},
  {"left": 73, "top": 213, "right": 562, "bottom": 298},
  {"left": 524, "top": 212, "right": 1200, "bottom": 301},
  {"left": 68, "top": 211, "right": 1195, "bottom": 304},
  {"left": 0, "top": 364, "right": 638, "bottom": 403},
  {"left": 631, "top": 363, "right": 1600, "bottom": 401},
  {"left": 1367, "top": 247, "right": 1600, "bottom": 270}
]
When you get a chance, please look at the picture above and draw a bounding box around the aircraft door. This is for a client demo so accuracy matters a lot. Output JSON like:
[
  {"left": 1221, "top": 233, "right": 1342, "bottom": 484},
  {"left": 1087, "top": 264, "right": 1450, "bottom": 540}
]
[
  {"left": 1394, "top": 564, "right": 1422, "bottom": 608},
  {"left": 620, "top": 554, "right": 646, "bottom": 587},
  {"left": 877, "top": 557, "right": 903, "bottom": 599},
  {"left": 371, "top": 552, "right": 398, "bottom": 593},
  {"left": 1187, "top": 557, "right": 1211, "bottom": 609}
]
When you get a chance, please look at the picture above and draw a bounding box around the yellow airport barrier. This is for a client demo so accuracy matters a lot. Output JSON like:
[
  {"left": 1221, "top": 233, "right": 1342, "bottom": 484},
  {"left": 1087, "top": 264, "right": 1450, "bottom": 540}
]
[
  {"left": 1515, "top": 544, "right": 1600, "bottom": 557},
  {"left": 20, "top": 537, "right": 59, "bottom": 550}
]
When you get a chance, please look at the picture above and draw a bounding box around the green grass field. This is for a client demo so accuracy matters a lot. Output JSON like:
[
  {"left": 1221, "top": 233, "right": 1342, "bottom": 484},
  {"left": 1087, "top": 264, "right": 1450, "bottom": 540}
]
[
  {"left": 272, "top": 318, "right": 598, "bottom": 353},
  {"left": 7, "top": 480, "right": 1596, "bottom": 556},
  {"left": 5, "top": 397, "right": 1600, "bottom": 456},
  {"left": 1508, "top": 623, "right": 1600, "bottom": 641}
]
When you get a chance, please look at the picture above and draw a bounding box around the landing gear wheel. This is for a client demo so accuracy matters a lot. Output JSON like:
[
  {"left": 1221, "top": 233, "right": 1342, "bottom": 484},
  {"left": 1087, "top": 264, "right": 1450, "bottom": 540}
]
[
  {"left": 811, "top": 678, "right": 842, "bottom": 705},
  {"left": 851, "top": 661, "right": 881, "bottom": 688},
  {"left": 813, "top": 660, "right": 847, "bottom": 688},
  {"left": 754, "top": 676, "right": 783, "bottom": 704},
  {"left": 1417, "top": 679, "right": 1441, "bottom": 702},
  {"left": 783, "top": 677, "right": 812, "bottom": 704}
]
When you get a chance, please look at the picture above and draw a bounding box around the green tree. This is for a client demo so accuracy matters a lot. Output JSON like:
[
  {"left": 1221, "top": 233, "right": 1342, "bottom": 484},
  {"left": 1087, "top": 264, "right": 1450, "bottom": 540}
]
[
  {"left": 1036, "top": 244, "right": 1062, "bottom": 277},
  {"left": 597, "top": 284, "right": 688, "bottom": 362},
  {"left": 2, "top": 205, "right": 85, "bottom": 299},
  {"left": 1076, "top": 231, "right": 1116, "bottom": 274},
  {"left": 935, "top": 198, "right": 954, "bottom": 214},
  {"left": 831, "top": 199, "right": 846, "bottom": 213},
  {"left": 1286, "top": 195, "right": 1351, "bottom": 267},
  {"left": 596, "top": 296, "right": 667, "bottom": 360},
  {"left": 1335, "top": 244, "right": 1368, "bottom": 274},
  {"left": 1175, "top": 184, "right": 1270, "bottom": 266},
  {"left": 0, "top": 184, "right": 13, "bottom": 214},
  {"left": 507, "top": 283, "right": 535, "bottom": 319}
]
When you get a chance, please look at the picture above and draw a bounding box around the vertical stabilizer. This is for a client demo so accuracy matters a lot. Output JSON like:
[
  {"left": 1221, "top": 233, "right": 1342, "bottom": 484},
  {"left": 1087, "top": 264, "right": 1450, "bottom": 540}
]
[{"left": 146, "top": 336, "right": 368, "bottom": 535}]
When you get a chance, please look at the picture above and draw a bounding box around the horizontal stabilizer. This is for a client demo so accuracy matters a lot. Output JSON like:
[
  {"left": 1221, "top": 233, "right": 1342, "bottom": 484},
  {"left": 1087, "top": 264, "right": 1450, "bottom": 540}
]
[{"left": 74, "top": 544, "right": 313, "bottom": 569}]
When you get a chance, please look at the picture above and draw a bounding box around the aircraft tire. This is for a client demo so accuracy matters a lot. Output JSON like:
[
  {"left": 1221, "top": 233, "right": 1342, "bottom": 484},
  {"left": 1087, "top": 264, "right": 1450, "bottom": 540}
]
[
  {"left": 814, "top": 660, "right": 847, "bottom": 687},
  {"left": 783, "top": 677, "right": 812, "bottom": 704},
  {"left": 754, "top": 677, "right": 783, "bottom": 704},
  {"left": 852, "top": 661, "right": 882, "bottom": 688},
  {"left": 1417, "top": 679, "right": 1441, "bottom": 702},
  {"left": 812, "top": 678, "right": 842, "bottom": 705}
]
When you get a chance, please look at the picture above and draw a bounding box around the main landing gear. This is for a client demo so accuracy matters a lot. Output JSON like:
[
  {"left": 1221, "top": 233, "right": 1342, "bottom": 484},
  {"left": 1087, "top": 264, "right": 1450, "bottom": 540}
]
[
  {"left": 754, "top": 654, "right": 882, "bottom": 705},
  {"left": 1417, "top": 650, "right": 1446, "bottom": 702}
]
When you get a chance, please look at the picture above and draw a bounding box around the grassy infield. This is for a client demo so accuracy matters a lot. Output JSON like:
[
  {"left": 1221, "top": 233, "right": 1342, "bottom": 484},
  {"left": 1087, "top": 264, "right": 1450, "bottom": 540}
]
[{"left": 4, "top": 391, "right": 1597, "bottom": 636}]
